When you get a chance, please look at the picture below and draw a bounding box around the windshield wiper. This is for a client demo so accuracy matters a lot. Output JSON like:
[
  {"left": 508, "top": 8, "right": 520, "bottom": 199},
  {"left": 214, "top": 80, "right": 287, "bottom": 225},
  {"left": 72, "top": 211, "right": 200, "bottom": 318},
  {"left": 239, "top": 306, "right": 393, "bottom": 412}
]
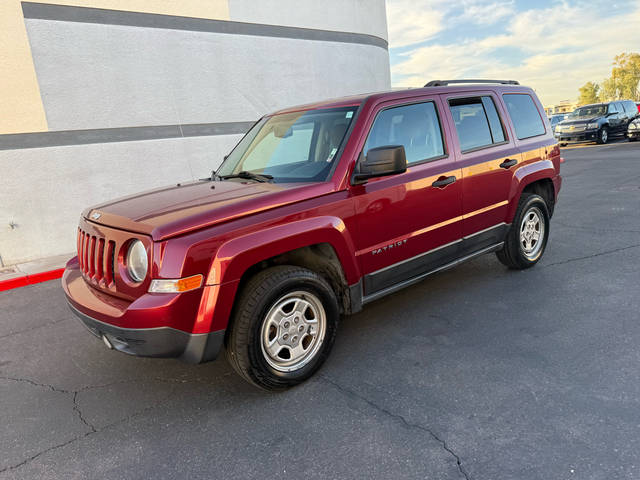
[{"left": 219, "top": 171, "right": 274, "bottom": 183}]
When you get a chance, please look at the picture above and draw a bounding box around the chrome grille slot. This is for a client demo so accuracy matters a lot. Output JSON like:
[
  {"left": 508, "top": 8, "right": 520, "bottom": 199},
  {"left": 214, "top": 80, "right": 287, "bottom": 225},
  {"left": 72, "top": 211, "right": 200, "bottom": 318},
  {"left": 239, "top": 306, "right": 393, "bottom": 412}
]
[
  {"left": 77, "top": 228, "right": 116, "bottom": 288},
  {"left": 106, "top": 240, "right": 115, "bottom": 286}
]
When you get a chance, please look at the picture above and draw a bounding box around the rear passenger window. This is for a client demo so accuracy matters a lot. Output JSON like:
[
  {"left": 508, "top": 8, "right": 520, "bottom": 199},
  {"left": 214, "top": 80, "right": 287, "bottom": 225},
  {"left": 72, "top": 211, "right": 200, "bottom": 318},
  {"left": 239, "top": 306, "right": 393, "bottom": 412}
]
[
  {"left": 449, "top": 96, "right": 506, "bottom": 152},
  {"left": 503, "top": 94, "right": 546, "bottom": 139},
  {"left": 364, "top": 101, "right": 445, "bottom": 165}
]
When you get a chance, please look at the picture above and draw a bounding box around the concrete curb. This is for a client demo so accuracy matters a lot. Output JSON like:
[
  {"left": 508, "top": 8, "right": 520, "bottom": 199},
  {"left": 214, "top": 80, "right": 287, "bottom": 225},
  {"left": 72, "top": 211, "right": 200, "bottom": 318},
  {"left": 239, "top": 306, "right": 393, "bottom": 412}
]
[
  {"left": 0, "top": 268, "right": 65, "bottom": 292},
  {"left": 0, "top": 253, "right": 71, "bottom": 292}
]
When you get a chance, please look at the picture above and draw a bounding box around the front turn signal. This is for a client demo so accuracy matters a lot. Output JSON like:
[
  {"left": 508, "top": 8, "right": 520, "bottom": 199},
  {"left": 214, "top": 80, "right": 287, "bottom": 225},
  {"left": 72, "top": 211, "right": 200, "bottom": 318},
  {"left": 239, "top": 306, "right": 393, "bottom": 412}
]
[{"left": 148, "top": 274, "right": 203, "bottom": 293}]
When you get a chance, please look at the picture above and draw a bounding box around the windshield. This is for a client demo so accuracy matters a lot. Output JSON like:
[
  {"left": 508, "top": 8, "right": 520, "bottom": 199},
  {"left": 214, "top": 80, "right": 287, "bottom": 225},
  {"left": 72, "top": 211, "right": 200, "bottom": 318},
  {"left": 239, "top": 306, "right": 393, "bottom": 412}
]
[
  {"left": 569, "top": 105, "right": 606, "bottom": 118},
  {"left": 216, "top": 107, "right": 358, "bottom": 183}
]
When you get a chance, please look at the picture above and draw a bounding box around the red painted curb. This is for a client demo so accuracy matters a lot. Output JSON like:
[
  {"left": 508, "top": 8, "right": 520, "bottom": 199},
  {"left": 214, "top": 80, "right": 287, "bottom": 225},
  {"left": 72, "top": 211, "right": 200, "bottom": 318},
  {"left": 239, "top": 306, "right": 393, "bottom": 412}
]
[{"left": 0, "top": 268, "right": 64, "bottom": 293}]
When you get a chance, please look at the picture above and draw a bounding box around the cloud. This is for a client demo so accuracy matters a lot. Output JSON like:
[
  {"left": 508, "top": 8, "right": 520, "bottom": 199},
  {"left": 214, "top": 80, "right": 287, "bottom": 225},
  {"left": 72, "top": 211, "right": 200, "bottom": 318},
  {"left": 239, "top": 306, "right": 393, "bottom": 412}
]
[
  {"left": 453, "top": 0, "right": 515, "bottom": 26},
  {"left": 387, "top": 0, "right": 516, "bottom": 47},
  {"left": 386, "top": 0, "right": 446, "bottom": 47},
  {"left": 388, "top": 1, "right": 640, "bottom": 104}
]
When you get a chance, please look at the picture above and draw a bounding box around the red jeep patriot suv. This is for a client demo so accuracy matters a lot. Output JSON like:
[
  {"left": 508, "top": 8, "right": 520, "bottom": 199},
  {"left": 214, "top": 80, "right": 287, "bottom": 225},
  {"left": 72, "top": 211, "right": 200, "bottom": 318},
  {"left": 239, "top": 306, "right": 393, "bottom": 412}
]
[{"left": 63, "top": 80, "right": 562, "bottom": 390}]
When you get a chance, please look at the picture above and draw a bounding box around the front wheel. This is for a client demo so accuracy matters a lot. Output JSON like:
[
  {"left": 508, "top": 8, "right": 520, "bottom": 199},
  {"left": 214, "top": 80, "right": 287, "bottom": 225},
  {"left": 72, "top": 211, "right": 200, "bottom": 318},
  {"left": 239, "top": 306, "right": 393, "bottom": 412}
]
[
  {"left": 496, "top": 193, "right": 550, "bottom": 269},
  {"left": 596, "top": 126, "right": 609, "bottom": 144},
  {"left": 225, "top": 265, "right": 339, "bottom": 390}
]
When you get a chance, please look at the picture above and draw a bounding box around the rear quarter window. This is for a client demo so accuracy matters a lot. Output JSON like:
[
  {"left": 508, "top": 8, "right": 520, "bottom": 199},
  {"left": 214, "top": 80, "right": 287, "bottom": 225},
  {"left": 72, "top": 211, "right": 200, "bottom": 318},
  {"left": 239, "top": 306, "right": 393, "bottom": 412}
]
[{"left": 503, "top": 94, "right": 546, "bottom": 140}]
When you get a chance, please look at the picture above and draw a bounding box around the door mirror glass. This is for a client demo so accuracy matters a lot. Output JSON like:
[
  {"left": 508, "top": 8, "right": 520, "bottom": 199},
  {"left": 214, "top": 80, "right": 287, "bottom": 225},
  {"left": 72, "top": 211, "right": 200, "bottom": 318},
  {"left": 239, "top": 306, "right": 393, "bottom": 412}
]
[{"left": 352, "top": 145, "right": 407, "bottom": 184}]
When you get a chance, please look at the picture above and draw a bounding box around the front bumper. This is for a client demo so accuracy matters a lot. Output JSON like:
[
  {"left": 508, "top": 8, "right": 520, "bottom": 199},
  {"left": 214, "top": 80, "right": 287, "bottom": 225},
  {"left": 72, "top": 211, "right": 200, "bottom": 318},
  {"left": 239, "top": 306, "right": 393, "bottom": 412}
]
[
  {"left": 628, "top": 130, "right": 640, "bottom": 139},
  {"left": 70, "top": 303, "right": 224, "bottom": 363},
  {"left": 62, "top": 258, "right": 224, "bottom": 363},
  {"left": 555, "top": 128, "right": 598, "bottom": 143}
]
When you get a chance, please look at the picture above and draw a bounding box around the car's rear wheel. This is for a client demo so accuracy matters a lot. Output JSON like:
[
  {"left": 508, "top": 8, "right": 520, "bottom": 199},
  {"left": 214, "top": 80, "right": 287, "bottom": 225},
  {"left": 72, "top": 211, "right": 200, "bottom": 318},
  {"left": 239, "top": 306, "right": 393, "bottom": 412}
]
[
  {"left": 597, "top": 126, "right": 609, "bottom": 144},
  {"left": 496, "top": 193, "right": 550, "bottom": 269},
  {"left": 225, "top": 265, "right": 339, "bottom": 390}
]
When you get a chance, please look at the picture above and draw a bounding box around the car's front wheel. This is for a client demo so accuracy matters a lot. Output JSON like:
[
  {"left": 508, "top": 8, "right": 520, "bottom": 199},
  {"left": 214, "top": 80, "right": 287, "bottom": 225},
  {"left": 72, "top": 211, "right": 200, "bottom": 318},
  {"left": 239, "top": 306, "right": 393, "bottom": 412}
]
[
  {"left": 496, "top": 193, "right": 550, "bottom": 269},
  {"left": 597, "top": 126, "right": 609, "bottom": 144},
  {"left": 225, "top": 265, "right": 339, "bottom": 390}
]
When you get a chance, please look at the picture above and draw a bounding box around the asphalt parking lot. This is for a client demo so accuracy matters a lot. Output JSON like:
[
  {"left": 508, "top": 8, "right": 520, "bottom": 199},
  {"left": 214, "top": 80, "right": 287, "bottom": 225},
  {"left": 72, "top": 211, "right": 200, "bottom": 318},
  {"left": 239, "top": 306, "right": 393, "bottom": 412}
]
[{"left": 2, "top": 139, "right": 639, "bottom": 480}]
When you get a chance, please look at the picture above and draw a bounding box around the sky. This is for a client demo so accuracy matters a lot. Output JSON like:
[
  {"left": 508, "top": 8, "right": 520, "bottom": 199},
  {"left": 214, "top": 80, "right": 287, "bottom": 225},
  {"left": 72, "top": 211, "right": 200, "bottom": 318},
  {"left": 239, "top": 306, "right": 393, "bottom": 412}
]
[{"left": 386, "top": 0, "right": 640, "bottom": 106}]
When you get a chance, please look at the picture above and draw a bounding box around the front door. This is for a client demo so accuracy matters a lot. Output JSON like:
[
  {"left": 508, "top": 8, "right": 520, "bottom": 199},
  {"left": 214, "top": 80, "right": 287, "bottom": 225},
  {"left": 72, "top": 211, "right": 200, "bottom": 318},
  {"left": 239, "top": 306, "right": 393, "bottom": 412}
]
[{"left": 350, "top": 97, "right": 463, "bottom": 298}]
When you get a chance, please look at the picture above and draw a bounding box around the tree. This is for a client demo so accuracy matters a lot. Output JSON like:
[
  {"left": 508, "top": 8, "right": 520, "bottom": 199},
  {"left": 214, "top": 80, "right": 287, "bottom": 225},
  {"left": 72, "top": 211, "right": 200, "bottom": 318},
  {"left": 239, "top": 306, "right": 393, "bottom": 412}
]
[
  {"left": 578, "top": 81, "right": 600, "bottom": 105},
  {"left": 600, "top": 77, "right": 619, "bottom": 102},
  {"left": 578, "top": 52, "right": 640, "bottom": 102},
  {"left": 600, "top": 53, "right": 640, "bottom": 101},
  {"left": 612, "top": 53, "right": 640, "bottom": 100}
]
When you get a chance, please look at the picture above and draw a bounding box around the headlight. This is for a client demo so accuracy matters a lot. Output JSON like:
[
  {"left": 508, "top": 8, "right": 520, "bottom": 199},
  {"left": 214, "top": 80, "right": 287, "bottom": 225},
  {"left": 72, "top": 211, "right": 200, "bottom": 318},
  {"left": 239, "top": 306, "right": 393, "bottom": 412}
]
[
  {"left": 587, "top": 122, "right": 599, "bottom": 130},
  {"left": 126, "top": 240, "right": 148, "bottom": 282},
  {"left": 629, "top": 121, "right": 639, "bottom": 130}
]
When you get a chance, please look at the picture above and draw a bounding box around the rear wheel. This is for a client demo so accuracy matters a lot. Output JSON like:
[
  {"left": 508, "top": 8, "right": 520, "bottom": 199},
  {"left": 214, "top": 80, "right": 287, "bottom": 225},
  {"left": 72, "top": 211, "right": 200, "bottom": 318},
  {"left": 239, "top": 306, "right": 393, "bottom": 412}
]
[
  {"left": 496, "top": 193, "right": 550, "bottom": 269},
  {"left": 596, "top": 126, "right": 609, "bottom": 144},
  {"left": 225, "top": 265, "right": 339, "bottom": 390}
]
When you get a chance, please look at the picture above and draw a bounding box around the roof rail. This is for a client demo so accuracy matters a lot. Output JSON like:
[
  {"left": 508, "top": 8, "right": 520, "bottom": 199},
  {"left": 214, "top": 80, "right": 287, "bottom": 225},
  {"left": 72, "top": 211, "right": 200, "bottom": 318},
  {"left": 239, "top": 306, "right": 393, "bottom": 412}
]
[{"left": 424, "top": 79, "right": 520, "bottom": 87}]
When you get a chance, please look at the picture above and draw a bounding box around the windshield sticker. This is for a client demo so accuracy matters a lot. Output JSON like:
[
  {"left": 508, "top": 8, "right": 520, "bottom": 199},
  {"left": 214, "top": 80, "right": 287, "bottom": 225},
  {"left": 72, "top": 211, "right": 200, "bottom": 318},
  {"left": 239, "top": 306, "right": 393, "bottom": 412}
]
[
  {"left": 345, "top": 111, "right": 353, "bottom": 119},
  {"left": 327, "top": 147, "right": 338, "bottom": 162}
]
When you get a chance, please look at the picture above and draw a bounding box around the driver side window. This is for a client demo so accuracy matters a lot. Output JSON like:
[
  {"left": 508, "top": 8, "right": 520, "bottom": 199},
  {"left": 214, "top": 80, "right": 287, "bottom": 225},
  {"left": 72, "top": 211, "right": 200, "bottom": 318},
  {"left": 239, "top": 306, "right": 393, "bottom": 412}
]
[{"left": 363, "top": 101, "right": 446, "bottom": 165}]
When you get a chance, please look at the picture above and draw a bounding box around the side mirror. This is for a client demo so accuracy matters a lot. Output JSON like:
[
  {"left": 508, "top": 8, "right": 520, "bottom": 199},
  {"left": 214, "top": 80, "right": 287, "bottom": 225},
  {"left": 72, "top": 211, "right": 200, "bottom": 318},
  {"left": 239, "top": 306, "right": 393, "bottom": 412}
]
[{"left": 352, "top": 145, "right": 407, "bottom": 185}]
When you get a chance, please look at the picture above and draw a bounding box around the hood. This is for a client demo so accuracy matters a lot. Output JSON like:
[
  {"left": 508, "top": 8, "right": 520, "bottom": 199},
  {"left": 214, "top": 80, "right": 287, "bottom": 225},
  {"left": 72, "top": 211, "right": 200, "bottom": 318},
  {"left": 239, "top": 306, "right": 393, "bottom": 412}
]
[{"left": 84, "top": 179, "right": 330, "bottom": 240}]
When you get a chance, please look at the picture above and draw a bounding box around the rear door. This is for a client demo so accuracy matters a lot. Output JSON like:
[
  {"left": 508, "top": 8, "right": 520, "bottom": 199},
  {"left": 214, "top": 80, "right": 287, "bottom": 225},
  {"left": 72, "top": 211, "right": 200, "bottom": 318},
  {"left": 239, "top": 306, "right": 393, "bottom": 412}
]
[
  {"left": 350, "top": 96, "right": 463, "bottom": 298},
  {"left": 441, "top": 91, "right": 520, "bottom": 252}
]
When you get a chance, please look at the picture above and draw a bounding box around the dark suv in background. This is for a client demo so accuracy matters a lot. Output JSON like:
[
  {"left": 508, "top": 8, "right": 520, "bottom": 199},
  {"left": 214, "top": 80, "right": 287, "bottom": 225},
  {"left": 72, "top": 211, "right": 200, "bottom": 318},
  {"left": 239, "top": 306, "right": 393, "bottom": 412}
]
[{"left": 555, "top": 100, "right": 638, "bottom": 144}]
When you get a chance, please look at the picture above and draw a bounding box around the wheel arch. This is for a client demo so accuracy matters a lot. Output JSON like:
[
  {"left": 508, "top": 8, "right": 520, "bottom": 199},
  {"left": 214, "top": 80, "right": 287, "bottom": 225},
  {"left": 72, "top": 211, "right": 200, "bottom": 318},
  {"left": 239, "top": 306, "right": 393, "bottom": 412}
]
[
  {"left": 507, "top": 162, "right": 557, "bottom": 222},
  {"left": 205, "top": 216, "right": 361, "bottom": 332}
]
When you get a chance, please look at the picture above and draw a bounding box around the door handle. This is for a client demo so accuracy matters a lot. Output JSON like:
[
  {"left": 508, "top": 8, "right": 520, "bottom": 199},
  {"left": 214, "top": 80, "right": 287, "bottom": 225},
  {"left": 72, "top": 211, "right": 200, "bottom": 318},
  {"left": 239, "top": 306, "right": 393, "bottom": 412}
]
[
  {"left": 499, "top": 158, "right": 518, "bottom": 169},
  {"left": 432, "top": 175, "right": 456, "bottom": 188}
]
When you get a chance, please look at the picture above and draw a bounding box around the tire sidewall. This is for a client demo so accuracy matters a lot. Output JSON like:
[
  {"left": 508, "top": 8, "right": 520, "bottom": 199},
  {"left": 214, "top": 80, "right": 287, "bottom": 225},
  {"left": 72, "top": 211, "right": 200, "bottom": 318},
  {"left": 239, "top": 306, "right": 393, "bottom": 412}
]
[
  {"left": 514, "top": 195, "right": 550, "bottom": 266},
  {"left": 599, "top": 126, "right": 609, "bottom": 144},
  {"left": 246, "top": 274, "right": 339, "bottom": 385}
]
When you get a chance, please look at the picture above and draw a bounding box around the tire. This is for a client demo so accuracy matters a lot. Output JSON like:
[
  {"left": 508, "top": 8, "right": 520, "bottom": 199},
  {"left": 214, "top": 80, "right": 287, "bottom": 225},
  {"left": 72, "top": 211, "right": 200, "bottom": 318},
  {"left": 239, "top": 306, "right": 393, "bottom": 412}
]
[
  {"left": 496, "top": 193, "right": 550, "bottom": 269},
  {"left": 225, "top": 265, "right": 339, "bottom": 390},
  {"left": 596, "top": 126, "right": 609, "bottom": 144},
  {"left": 629, "top": 137, "right": 637, "bottom": 142}
]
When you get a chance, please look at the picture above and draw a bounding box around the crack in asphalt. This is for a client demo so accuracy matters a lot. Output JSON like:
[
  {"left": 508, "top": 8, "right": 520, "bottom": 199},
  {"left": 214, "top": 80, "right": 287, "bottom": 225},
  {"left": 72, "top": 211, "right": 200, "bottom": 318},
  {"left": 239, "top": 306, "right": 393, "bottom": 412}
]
[
  {"left": 72, "top": 391, "right": 97, "bottom": 433},
  {"left": 319, "top": 375, "right": 470, "bottom": 480},
  {"left": 0, "top": 375, "right": 192, "bottom": 474},
  {"left": 0, "top": 376, "right": 72, "bottom": 394},
  {"left": 542, "top": 243, "right": 640, "bottom": 268},
  {"left": 0, "top": 318, "right": 70, "bottom": 341}
]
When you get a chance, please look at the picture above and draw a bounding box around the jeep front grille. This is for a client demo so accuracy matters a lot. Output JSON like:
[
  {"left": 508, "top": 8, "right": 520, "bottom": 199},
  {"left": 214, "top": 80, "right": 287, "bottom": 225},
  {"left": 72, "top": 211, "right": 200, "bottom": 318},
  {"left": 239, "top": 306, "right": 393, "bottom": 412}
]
[{"left": 77, "top": 228, "right": 116, "bottom": 287}]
